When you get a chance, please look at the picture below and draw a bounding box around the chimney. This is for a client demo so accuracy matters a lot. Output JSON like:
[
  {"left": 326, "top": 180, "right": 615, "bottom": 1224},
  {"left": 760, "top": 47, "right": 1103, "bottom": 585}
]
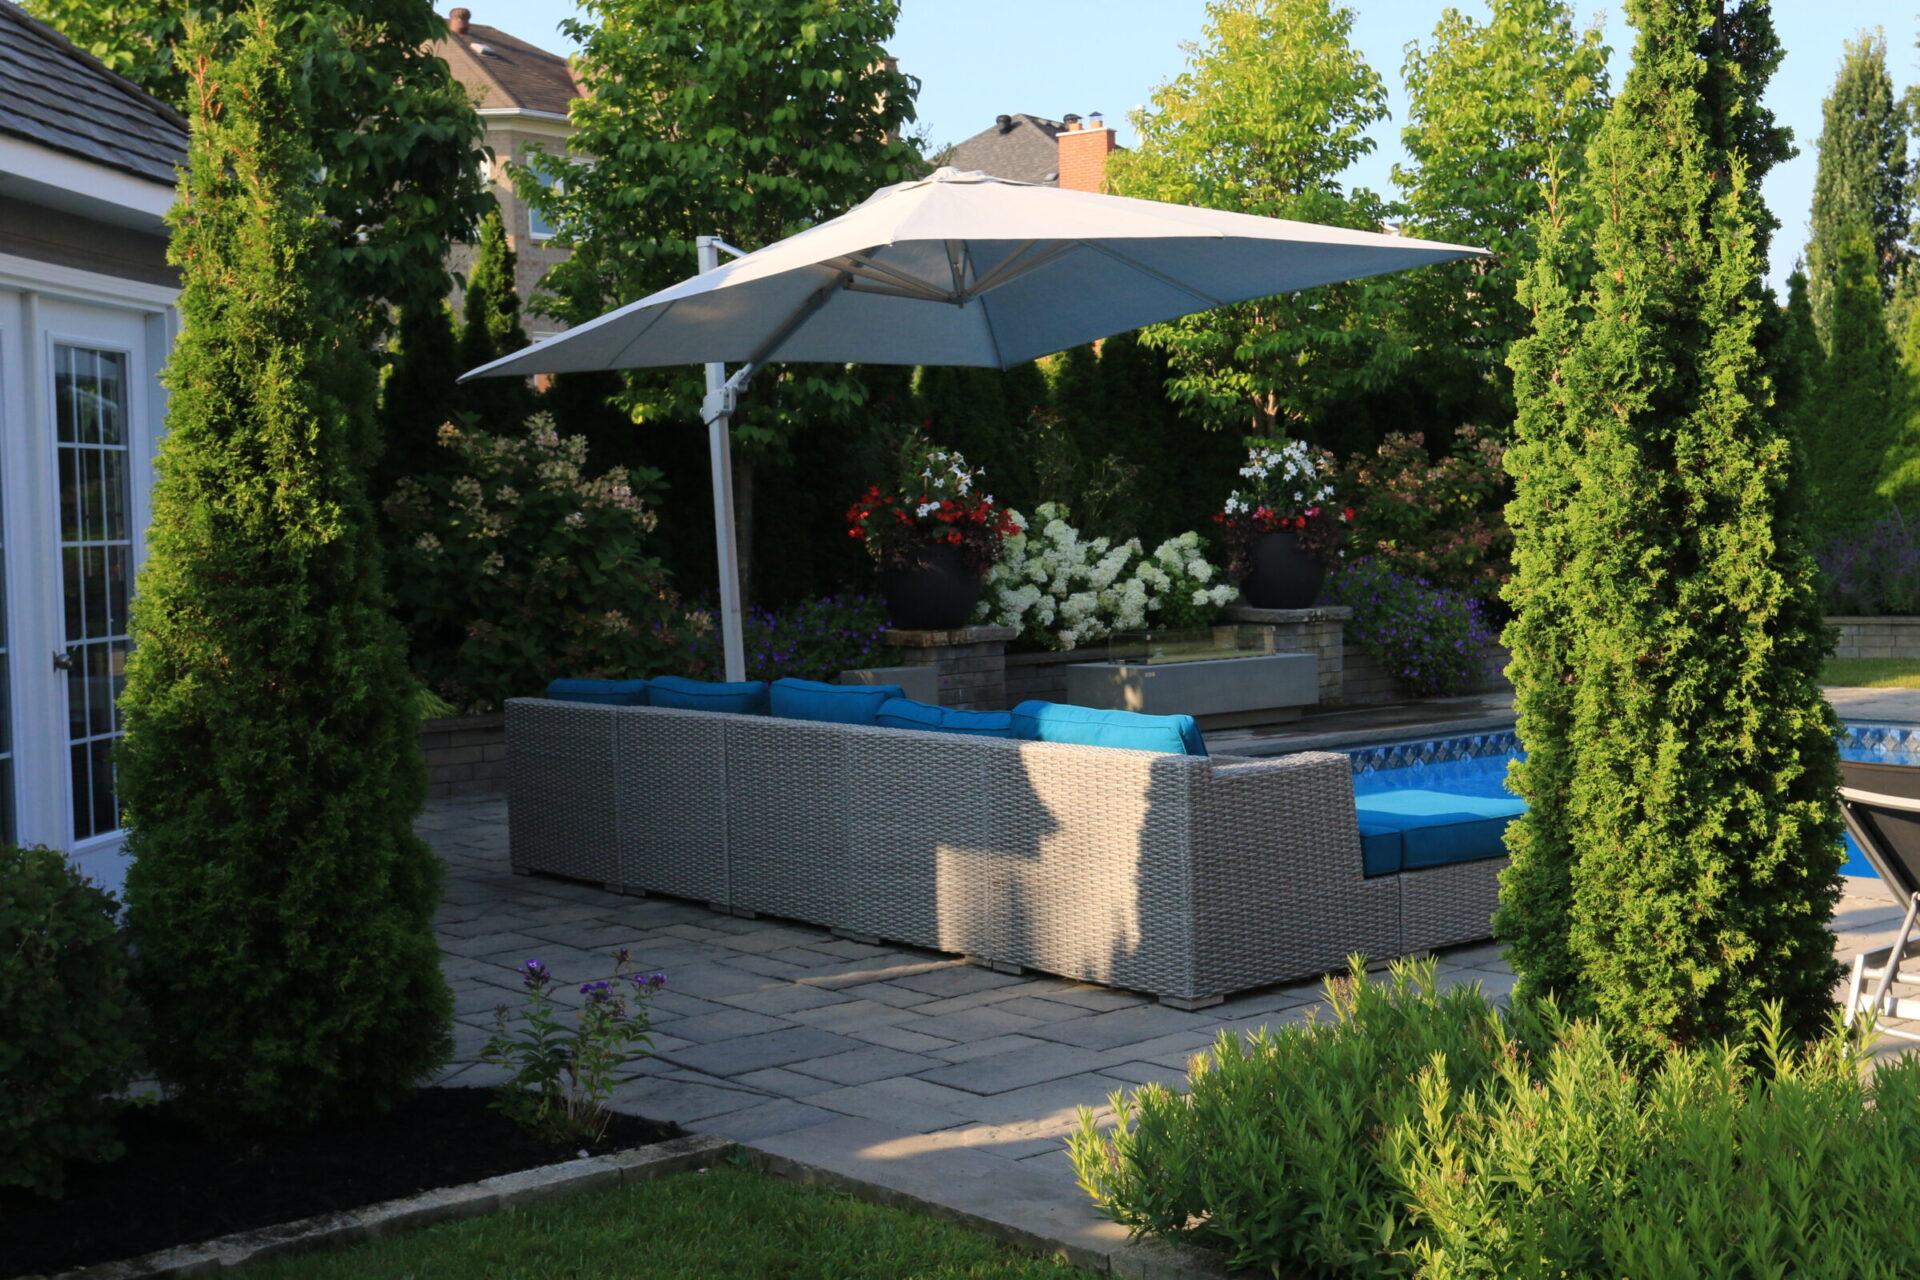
[
  {"left": 448, "top": 8, "right": 471, "bottom": 33},
  {"left": 1061, "top": 113, "right": 1082, "bottom": 133},
  {"left": 1058, "top": 112, "right": 1117, "bottom": 193}
]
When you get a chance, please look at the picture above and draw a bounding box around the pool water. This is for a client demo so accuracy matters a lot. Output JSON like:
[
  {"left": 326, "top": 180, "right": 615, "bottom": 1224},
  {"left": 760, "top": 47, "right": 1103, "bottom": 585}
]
[{"left": 1347, "top": 724, "right": 1920, "bottom": 879}]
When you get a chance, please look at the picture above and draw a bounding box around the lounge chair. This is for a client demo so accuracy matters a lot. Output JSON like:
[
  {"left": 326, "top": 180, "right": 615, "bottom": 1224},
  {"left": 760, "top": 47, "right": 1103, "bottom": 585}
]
[{"left": 1837, "top": 758, "right": 1920, "bottom": 1040}]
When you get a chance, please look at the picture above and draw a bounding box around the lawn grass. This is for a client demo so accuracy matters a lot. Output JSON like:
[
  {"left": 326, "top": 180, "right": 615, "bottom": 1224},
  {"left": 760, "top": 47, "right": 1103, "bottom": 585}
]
[
  {"left": 1821, "top": 657, "right": 1920, "bottom": 688},
  {"left": 236, "top": 1162, "right": 1089, "bottom": 1279}
]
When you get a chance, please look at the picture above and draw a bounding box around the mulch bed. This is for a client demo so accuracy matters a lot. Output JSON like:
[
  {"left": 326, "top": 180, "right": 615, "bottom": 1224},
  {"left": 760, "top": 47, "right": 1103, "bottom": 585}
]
[{"left": 1, "top": 1088, "right": 678, "bottom": 1277}]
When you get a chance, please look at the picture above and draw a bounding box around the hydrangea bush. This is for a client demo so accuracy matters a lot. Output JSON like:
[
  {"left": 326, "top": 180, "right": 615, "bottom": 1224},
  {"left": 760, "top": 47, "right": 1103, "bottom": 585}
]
[
  {"left": 977, "top": 503, "right": 1239, "bottom": 649},
  {"left": 1323, "top": 556, "right": 1493, "bottom": 697},
  {"left": 384, "top": 413, "right": 678, "bottom": 711}
]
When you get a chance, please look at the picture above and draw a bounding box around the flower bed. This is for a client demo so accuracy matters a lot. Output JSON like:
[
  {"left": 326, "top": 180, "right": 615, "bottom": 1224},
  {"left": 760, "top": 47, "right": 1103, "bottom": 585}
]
[{"left": 0, "top": 1087, "right": 678, "bottom": 1276}]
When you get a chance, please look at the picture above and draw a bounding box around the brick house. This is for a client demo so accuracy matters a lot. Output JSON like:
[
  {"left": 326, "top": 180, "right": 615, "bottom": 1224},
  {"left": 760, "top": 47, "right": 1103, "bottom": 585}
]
[
  {"left": 432, "top": 7, "right": 583, "bottom": 341},
  {"left": 948, "top": 111, "right": 1121, "bottom": 192}
]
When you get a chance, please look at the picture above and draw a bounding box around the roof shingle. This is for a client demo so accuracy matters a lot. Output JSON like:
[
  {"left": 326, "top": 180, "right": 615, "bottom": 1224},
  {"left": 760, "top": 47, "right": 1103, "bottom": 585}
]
[
  {"left": 434, "top": 17, "right": 581, "bottom": 116},
  {"left": 947, "top": 113, "right": 1064, "bottom": 187},
  {"left": 0, "top": 0, "right": 186, "bottom": 186}
]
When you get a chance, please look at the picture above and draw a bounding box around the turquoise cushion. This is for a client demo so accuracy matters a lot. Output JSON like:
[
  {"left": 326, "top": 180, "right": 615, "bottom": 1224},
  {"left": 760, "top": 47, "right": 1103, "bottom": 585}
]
[
  {"left": 545, "top": 678, "right": 649, "bottom": 706},
  {"left": 874, "top": 697, "right": 1016, "bottom": 739},
  {"left": 648, "top": 675, "right": 770, "bottom": 715},
  {"left": 1353, "top": 788, "right": 1523, "bottom": 876},
  {"left": 770, "top": 677, "right": 904, "bottom": 726},
  {"left": 1009, "top": 701, "right": 1207, "bottom": 757}
]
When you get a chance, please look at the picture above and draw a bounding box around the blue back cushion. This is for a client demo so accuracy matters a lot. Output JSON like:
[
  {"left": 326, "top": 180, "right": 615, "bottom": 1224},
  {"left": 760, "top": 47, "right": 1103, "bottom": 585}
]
[
  {"left": 545, "top": 678, "right": 650, "bottom": 706},
  {"left": 874, "top": 697, "right": 1017, "bottom": 739},
  {"left": 1353, "top": 788, "right": 1523, "bottom": 876},
  {"left": 1009, "top": 701, "right": 1207, "bottom": 757},
  {"left": 770, "top": 677, "right": 904, "bottom": 726},
  {"left": 648, "top": 675, "right": 770, "bottom": 716}
]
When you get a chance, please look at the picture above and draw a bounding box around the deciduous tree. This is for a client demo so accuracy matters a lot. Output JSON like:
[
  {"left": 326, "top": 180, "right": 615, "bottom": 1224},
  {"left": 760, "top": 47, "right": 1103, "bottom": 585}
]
[{"left": 1104, "top": 0, "right": 1389, "bottom": 437}]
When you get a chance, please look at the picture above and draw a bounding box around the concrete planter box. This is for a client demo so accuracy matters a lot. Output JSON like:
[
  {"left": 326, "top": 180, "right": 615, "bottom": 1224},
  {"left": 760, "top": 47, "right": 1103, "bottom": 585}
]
[{"left": 1065, "top": 652, "right": 1319, "bottom": 728}]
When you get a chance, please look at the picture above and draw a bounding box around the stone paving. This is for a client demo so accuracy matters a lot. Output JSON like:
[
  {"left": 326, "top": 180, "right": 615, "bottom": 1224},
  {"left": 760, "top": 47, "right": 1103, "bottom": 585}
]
[{"left": 418, "top": 791, "right": 1920, "bottom": 1265}]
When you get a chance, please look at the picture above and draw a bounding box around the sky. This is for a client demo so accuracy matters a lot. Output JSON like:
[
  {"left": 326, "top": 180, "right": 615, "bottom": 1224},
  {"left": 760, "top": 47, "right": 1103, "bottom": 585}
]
[{"left": 478, "top": 0, "right": 1920, "bottom": 292}]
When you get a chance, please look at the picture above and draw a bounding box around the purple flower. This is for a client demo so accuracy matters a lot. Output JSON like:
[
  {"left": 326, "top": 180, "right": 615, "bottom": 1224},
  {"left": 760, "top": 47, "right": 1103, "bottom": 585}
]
[
  {"left": 631, "top": 972, "right": 667, "bottom": 992},
  {"left": 521, "top": 959, "right": 551, "bottom": 992}
]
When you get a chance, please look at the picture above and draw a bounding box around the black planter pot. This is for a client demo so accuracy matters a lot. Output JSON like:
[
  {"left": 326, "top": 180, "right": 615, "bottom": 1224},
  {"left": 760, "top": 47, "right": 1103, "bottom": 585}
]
[
  {"left": 1239, "top": 530, "right": 1325, "bottom": 609},
  {"left": 880, "top": 541, "right": 981, "bottom": 630}
]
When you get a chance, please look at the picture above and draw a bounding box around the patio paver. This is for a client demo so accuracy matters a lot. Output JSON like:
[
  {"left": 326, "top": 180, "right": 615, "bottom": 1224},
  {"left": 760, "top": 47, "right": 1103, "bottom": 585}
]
[{"left": 419, "top": 783, "right": 1920, "bottom": 1273}]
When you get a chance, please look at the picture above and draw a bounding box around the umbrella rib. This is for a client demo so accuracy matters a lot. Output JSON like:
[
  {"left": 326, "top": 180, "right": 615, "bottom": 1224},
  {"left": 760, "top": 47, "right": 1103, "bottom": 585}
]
[
  {"left": 965, "top": 240, "right": 1077, "bottom": 296},
  {"left": 827, "top": 253, "right": 955, "bottom": 303},
  {"left": 1076, "top": 240, "right": 1227, "bottom": 309}
]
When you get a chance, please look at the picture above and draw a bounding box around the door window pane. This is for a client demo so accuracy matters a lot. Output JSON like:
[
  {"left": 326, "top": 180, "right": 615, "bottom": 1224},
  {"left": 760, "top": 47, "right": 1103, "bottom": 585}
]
[{"left": 55, "top": 346, "right": 132, "bottom": 841}]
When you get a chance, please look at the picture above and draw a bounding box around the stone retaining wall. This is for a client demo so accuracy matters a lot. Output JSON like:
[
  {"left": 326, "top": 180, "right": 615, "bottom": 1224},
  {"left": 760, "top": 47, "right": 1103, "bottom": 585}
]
[
  {"left": 421, "top": 713, "right": 505, "bottom": 798},
  {"left": 1340, "top": 643, "right": 1513, "bottom": 706},
  {"left": 1829, "top": 616, "right": 1920, "bottom": 660},
  {"left": 880, "top": 625, "right": 1018, "bottom": 710}
]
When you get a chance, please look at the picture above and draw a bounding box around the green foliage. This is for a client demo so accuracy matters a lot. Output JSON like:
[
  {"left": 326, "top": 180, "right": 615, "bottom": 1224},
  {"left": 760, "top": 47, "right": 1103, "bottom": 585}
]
[
  {"left": 119, "top": 2, "right": 450, "bottom": 1133},
  {"left": 523, "top": 0, "right": 920, "bottom": 447},
  {"left": 28, "top": 0, "right": 490, "bottom": 324},
  {"left": 1073, "top": 960, "right": 1920, "bottom": 1280},
  {"left": 384, "top": 414, "right": 677, "bottom": 712},
  {"left": 676, "top": 593, "right": 889, "bottom": 682},
  {"left": 1804, "top": 224, "right": 1911, "bottom": 538},
  {"left": 1497, "top": 0, "right": 1843, "bottom": 1056},
  {"left": 456, "top": 209, "right": 536, "bottom": 430},
  {"left": 0, "top": 846, "right": 144, "bottom": 1198},
  {"left": 1106, "top": 0, "right": 1389, "bottom": 435},
  {"left": 1806, "top": 30, "right": 1911, "bottom": 339},
  {"left": 373, "top": 297, "right": 462, "bottom": 504},
  {"left": 481, "top": 955, "right": 664, "bottom": 1144},
  {"left": 1337, "top": 426, "right": 1512, "bottom": 610},
  {"left": 1392, "top": 0, "right": 1610, "bottom": 423},
  {"left": 1323, "top": 557, "right": 1495, "bottom": 698}
]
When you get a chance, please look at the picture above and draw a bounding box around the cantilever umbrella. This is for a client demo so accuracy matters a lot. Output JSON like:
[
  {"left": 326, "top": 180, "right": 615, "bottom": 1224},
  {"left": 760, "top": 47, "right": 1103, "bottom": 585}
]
[{"left": 461, "top": 167, "right": 1487, "bottom": 679}]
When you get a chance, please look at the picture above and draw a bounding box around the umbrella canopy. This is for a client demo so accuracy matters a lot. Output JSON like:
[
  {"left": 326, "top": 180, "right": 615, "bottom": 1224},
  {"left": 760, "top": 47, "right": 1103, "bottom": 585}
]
[
  {"left": 462, "top": 168, "right": 1486, "bottom": 682},
  {"left": 460, "top": 166, "right": 1486, "bottom": 382}
]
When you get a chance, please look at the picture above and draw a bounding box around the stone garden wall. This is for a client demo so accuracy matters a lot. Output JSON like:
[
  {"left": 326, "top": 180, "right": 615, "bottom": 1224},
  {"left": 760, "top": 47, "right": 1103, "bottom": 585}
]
[
  {"left": 420, "top": 713, "right": 506, "bottom": 799},
  {"left": 1828, "top": 616, "right": 1920, "bottom": 660}
]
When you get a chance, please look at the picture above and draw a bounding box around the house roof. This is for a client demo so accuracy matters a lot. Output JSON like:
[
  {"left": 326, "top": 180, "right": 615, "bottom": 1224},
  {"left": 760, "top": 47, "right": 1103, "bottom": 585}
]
[
  {"left": 0, "top": 0, "right": 186, "bottom": 186},
  {"left": 434, "top": 13, "right": 582, "bottom": 117},
  {"left": 947, "top": 113, "right": 1064, "bottom": 187}
]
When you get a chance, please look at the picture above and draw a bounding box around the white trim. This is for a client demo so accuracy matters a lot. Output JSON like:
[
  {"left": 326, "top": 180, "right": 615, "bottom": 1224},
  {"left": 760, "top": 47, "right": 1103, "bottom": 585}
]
[
  {"left": 477, "top": 107, "right": 573, "bottom": 123},
  {"left": 0, "top": 253, "right": 178, "bottom": 312},
  {"left": 0, "top": 135, "right": 175, "bottom": 221}
]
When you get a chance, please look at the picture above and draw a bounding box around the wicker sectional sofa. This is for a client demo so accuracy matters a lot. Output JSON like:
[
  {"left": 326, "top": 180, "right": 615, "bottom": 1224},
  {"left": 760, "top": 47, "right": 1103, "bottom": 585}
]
[{"left": 505, "top": 696, "right": 1503, "bottom": 1008}]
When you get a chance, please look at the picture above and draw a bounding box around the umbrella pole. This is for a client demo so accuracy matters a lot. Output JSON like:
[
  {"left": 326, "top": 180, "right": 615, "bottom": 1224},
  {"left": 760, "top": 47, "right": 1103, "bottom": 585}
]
[{"left": 698, "top": 236, "right": 749, "bottom": 682}]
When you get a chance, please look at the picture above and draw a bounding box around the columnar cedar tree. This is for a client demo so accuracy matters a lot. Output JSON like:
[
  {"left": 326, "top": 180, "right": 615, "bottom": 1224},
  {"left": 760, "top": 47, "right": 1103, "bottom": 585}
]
[
  {"left": 1497, "top": 0, "right": 1842, "bottom": 1056},
  {"left": 120, "top": 2, "right": 450, "bottom": 1132}
]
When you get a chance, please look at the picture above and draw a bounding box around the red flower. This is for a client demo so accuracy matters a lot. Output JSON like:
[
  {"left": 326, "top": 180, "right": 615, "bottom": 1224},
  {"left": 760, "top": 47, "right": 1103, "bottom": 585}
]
[
  {"left": 946, "top": 531, "right": 962, "bottom": 545},
  {"left": 847, "top": 528, "right": 861, "bottom": 538}
]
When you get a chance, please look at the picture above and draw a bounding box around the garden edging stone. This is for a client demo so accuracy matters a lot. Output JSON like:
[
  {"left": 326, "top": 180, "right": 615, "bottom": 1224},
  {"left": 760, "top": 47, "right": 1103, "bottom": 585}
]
[{"left": 26, "top": 1133, "right": 735, "bottom": 1280}]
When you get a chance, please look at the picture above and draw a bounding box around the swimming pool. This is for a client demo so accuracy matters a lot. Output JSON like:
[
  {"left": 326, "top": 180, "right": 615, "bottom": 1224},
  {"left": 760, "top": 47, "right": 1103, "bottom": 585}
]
[{"left": 1346, "top": 723, "right": 1920, "bottom": 879}]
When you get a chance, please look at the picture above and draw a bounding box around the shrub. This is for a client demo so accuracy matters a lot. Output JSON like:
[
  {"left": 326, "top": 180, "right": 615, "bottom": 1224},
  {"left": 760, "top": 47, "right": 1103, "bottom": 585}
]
[
  {"left": 1071, "top": 960, "right": 1920, "bottom": 1280},
  {"left": 1337, "top": 425, "right": 1512, "bottom": 611},
  {"left": 1816, "top": 507, "right": 1920, "bottom": 616},
  {"left": 0, "top": 847, "right": 143, "bottom": 1197},
  {"left": 120, "top": 5, "right": 450, "bottom": 1134},
  {"left": 978, "top": 504, "right": 1239, "bottom": 650},
  {"left": 676, "top": 592, "right": 890, "bottom": 681},
  {"left": 385, "top": 413, "right": 679, "bottom": 712},
  {"left": 1323, "top": 557, "right": 1493, "bottom": 697}
]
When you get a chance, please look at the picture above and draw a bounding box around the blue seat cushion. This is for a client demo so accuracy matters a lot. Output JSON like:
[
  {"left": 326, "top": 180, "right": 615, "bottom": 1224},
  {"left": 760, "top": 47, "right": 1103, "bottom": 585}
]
[
  {"left": 1009, "top": 700, "right": 1207, "bottom": 757},
  {"left": 770, "top": 677, "right": 904, "bottom": 726},
  {"left": 648, "top": 675, "right": 770, "bottom": 716},
  {"left": 545, "top": 678, "right": 649, "bottom": 706},
  {"left": 874, "top": 697, "right": 1016, "bottom": 738},
  {"left": 1353, "top": 788, "right": 1523, "bottom": 876}
]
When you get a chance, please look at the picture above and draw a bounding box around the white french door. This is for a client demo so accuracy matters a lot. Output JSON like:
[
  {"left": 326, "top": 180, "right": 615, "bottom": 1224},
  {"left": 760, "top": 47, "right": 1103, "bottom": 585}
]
[{"left": 0, "top": 264, "right": 172, "bottom": 894}]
